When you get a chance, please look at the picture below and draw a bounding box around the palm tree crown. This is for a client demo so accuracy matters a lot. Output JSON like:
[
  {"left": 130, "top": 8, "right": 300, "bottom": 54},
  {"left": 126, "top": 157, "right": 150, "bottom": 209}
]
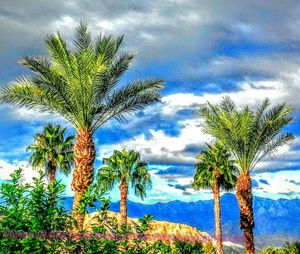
[
  {"left": 0, "top": 23, "right": 163, "bottom": 133},
  {"left": 193, "top": 143, "right": 237, "bottom": 191},
  {"left": 97, "top": 149, "right": 151, "bottom": 226},
  {"left": 27, "top": 124, "right": 74, "bottom": 181},
  {"left": 200, "top": 97, "right": 294, "bottom": 173},
  {"left": 193, "top": 143, "right": 237, "bottom": 254},
  {"left": 97, "top": 149, "right": 152, "bottom": 199}
]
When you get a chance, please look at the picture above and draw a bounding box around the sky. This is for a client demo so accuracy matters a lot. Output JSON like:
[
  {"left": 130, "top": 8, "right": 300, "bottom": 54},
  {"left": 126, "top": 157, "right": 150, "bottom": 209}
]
[{"left": 0, "top": 0, "right": 300, "bottom": 204}]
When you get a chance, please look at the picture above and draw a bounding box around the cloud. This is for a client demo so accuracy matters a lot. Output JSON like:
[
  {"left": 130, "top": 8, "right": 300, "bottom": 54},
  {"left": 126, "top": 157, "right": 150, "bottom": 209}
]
[
  {"left": 161, "top": 79, "right": 287, "bottom": 116},
  {"left": 1, "top": 0, "right": 300, "bottom": 83},
  {"left": 252, "top": 170, "right": 300, "bottom": 199},
  {"left": 156, "top": 165, "right": 195, "bottom": 178},
  {"left": 97, "top": 118, "right": 212, "bottom": 165},
  {"left": 289, "top": 180, "right": 300, "bottom": 186},
  {"left": 0, "top": 159, "right": 41, "bottom": 184}
]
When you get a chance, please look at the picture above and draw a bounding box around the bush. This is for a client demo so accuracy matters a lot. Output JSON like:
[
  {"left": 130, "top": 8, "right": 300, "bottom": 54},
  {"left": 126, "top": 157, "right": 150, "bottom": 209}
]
[
  {"left": 0, "top": 168, "right": 73, "bottom": 253},
  {"left": 0, "top": 169, "right": 210, "bottom": 254},
  {"left": 174, "top": 240, "right": 204, "bottom": 254},
  {"left": 259, "top": 241, "right": 300, "bottom": 254}
]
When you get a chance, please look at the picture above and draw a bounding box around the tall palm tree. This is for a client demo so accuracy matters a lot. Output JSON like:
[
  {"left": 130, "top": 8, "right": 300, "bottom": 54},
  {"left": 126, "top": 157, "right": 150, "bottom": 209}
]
[
  {"left": 200, "top": 97, "right": 294, "bottom": 254},
  {"left": 0, "top": 23, "right": 163, "bottom": 229},
  {"left": 193, "top": 143, "right": 237, "bottom": 254},
  {"left": 97, "top": 149, "right": 152, "bottom": 226},
  {"left": 27, "top": 124, "right": 74, "bottom": 183}
]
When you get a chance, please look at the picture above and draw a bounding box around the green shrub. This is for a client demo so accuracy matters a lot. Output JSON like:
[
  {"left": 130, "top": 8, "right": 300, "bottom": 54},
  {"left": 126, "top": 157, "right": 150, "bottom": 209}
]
[
  {"left": 259, "top": 241, "right": 300, "bottom": 254},
  {"left": 0, "top": 169, "right": 210, "bottom": 254},
  {"left": 174, "top": 240, "right": 204, "bottom": 254},
  {"left": 0, "top": 168, "right": 73, "bottom": 253}
]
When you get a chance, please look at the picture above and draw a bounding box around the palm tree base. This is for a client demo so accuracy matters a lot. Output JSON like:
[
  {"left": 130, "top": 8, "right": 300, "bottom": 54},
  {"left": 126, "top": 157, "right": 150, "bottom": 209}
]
[
  {"left": 71, "top": 191, "right": 85, "bottom": 231},
  {"left": 71, "top": 129, "right": 95, "bottom": 231},
  {"left": 236, "top": 171, "right": 255, "bottom": 254}
]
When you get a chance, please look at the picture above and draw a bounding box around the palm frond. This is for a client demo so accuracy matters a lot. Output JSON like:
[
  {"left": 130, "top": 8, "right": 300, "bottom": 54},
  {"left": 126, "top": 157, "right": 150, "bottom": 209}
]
[
  {"left": 74, "top": 22, "right": 92, "bottom": 53},
  {"left": 27, "top": 124, "right": 74, "bottom": 177},
  {"left": 200, "top": 97, "right": 294, "bottom": 174},
  {"left": 91, "top": 79, "right": 163, "bottom": 132}
]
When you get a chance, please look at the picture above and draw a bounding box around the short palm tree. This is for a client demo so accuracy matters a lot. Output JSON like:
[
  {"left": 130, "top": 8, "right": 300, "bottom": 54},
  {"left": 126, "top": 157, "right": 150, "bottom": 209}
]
[
  {"left": 97, "top": 149, "right": 152, "bottom": 226},
  {"left": 200, "top": 97, "right": 294, "bottom": 254},
  {"left": 193, "top": 143, "right": 237, "bottom": 254},
  {"left": 27, "top": 124, "right": 74, "bottom": 183},
  {"left": 0, "top": 23, "right": 163, "bottom": 229}
]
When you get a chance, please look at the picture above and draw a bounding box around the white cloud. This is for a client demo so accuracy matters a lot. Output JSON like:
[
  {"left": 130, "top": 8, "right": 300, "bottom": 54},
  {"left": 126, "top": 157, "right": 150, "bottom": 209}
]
[
  {"left": 0, "top": 159, "right": 41, "bottom": 184},
  {"left": 97, "top": 118, "right": 211, "bottom": 164},
  {"left": 161, "top": 79, "right": 286, "bottom": 116},
  {"left": 252, "top": 170, "right": 300, "bottom": 199}
]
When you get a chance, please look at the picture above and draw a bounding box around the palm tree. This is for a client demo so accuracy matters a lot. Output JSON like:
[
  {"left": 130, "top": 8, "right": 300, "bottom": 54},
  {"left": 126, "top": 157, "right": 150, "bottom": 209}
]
[
  {"left": 200, "top": 97, "right": 294, "bottom": 254},
  {"left": 193, "top": 143, "right": 237, "bottom": 254},
  {"left": 0, "top": 23, "right": 163, "bottom": 229},
  {"left": 97, "top": 149, "right": 152, "bottom": 226},
  {"left": 27, "top": 124, "right": 74, "bottom": 183}
]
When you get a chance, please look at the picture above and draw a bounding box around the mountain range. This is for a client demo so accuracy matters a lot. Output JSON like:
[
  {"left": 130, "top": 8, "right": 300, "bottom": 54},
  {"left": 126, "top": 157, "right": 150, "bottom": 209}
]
[{"left": 63, "top": 193, "right": 300, "bottom": 249}]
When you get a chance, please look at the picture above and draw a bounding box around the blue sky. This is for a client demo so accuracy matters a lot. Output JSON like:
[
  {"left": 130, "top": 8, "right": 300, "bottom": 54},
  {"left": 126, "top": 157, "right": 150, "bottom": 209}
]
[{"left": 0, "top": 0, "right": 300, "bottom": 203}]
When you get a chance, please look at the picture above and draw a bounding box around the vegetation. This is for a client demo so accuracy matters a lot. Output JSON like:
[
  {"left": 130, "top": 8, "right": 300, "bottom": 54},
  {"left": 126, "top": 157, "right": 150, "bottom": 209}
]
[
  {"left": 259, "top": 241, "right": 300, "bottom": 254},
  {"left": 0, "top": 23, "right": 163, "bottom": 230},
  {"left": 200, "top": 97, "right": 295, "bottom": 254},
  {"left": 97, "top": 149, "right": 152, "bottom": 226},
  {"left": 27, "top": 124, "right": 75, "bottom": 183},
  {"left": 0, "top": 169, "right": 212, "bottom": 254},
  {"left": 193, "top": 143, "right": 237, "bottom": 254},
  {"left": 0, "top": 169, "right": 73, "bottom": 253}
]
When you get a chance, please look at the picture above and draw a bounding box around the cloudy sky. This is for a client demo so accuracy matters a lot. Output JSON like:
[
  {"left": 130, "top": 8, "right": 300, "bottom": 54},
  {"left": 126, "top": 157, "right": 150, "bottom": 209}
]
[{"left": 0, "top": 0, "right": 300, "bottom": 203}]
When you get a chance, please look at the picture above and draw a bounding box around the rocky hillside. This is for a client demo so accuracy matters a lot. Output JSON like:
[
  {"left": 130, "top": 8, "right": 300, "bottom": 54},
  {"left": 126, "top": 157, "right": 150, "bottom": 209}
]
[
  {"left": 83, "top": 211, "right": 244, "bottom": 254},
  {"left": 84, "top": 211, "right": 212, "bottom": 242}
]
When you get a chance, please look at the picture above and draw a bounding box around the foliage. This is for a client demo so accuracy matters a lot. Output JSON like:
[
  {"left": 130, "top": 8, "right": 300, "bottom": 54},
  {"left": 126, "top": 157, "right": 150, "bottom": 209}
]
[
  {"left": 193, "top": 142, "right": 237, "bottom": 191},
  {"left": 0, "top": 23, "right": 164, "bottom": 133},
  {"left": 200, "top": 97, "right": 294, "bottom": 173},
  {"left": 0, "top": 168, "right": 211, "bottom": 254},
  {"left": 27, "top": 124, "right": 75, "bottom": 177},
  {"left": 259, "top": 241, "right": 300, "bottom": 254},
  {"left": 137, "top": 214, "right": 155, "bottom": 233},
  {"left": 174, "top": 240, "right": 204, "bottom": 254},
  {"left": 0, "top": 168, "right": 73, "bottom": 253},
  {"left": 203, "top": 241, "right": 215, "bottom": 254},
  {"left": 97, "top": 149, "right": 152, "bottom": 200}
]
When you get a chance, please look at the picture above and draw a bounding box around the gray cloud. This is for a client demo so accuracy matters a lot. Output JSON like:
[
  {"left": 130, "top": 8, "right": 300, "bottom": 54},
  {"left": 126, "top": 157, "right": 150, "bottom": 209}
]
[{"left": 1, "top": 0, "right": 300, "bottom": 81}]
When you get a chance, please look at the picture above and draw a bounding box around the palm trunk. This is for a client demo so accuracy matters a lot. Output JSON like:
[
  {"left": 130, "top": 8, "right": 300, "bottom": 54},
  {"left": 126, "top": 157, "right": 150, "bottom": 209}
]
[
  {"left": 119, "top": 179, "right": 128, "bottom": 226},
  {"left": 49, "top": 168, "right": 56, "bottom": 183},
  {"left": 213, "top": 181, "right": 224, "bottom": 254},
  {"left": 71, "top": 129, "right": 95, "bottom": 231},
  {"left": 48, "top": 159, "right": 56, "bottom": 183},
  {"left": 236, "top": 171, "right": 255, "bottom": 254}
]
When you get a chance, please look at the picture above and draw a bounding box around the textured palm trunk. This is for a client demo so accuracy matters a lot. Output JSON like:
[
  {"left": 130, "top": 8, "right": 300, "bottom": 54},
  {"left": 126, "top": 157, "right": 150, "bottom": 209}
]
[
  {"left": 48, "top": 158, "right": 57, "bottom": 183},
  {"left": 49, "top": 168, "right": 56, "bottom": 183},
  {"left": 213, "top": 182, "right": 223, "bottom": 254},
  {"left": 213, "top": 170, "right": 224, "bottom": 254},
  {"left": 119, "top": 179, "right": 128, "bottom": 226},
  {"left": 236, "top": 171, "right": 255, "bottom": 254},
  {"left": 71, "top": 129, "right": 95, "bottom": 231}
]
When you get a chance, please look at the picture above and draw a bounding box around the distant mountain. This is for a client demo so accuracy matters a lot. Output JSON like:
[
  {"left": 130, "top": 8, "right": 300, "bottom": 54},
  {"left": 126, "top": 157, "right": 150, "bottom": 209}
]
[{"left": 63, "top": 193, "right": 300, "bottom": 249}]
